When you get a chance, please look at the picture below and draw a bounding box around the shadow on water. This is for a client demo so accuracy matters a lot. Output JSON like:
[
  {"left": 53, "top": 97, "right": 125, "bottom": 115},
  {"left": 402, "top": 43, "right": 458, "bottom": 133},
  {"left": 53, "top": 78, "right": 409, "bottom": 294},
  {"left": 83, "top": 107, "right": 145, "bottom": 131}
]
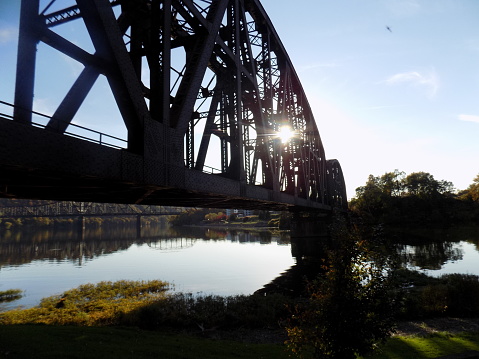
[
  {"left": 256, "top": 236, "right": 330, "bottom": 297},
  {"left": 257, "top": 224, "right": 479, "bottom": 296}
]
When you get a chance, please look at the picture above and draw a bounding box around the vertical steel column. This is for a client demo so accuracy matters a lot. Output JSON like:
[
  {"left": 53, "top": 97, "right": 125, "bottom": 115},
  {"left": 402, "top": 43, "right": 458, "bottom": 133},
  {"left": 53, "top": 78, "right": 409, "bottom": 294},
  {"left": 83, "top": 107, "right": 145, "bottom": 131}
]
[
  {"left": 13, "top": 0, "right": 40, "bottom": 124},
  {"left": 234, "top": 0, "right": 245, "bottom": 183}
]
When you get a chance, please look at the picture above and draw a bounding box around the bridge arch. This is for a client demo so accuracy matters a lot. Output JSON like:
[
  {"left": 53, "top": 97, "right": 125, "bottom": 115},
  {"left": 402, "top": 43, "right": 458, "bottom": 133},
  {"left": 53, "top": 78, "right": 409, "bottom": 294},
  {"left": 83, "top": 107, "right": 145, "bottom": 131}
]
[{"left": 0, "top": 0, "right": 346, "bottom": 212}]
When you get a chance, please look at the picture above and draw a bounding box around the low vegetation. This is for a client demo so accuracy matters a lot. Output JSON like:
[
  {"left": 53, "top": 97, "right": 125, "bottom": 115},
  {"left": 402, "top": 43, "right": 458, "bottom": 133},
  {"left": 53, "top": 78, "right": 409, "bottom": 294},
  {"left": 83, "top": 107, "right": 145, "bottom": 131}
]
[
  {"left": 397, "top": 271, "right": 479, "bottom": 319},
  {"left": 0, "top": 289, "right": 23, "bottom": 303},
  {"left": 0, "top": 280, "right": 290, "bottom": 331},
  {"left": 0, "top": 280, "right": 170, "bottom": 326}
]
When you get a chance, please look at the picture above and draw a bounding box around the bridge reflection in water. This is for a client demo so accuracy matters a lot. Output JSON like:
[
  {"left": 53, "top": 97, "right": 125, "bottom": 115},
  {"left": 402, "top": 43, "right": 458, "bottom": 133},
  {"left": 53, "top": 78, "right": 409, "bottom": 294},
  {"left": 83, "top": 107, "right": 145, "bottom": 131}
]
[
  {"left": 0, "top": 223, "right": 294, "bottom": 311},
  {"left": 3, "top": 219, "right": 476, "bottom": 312}
]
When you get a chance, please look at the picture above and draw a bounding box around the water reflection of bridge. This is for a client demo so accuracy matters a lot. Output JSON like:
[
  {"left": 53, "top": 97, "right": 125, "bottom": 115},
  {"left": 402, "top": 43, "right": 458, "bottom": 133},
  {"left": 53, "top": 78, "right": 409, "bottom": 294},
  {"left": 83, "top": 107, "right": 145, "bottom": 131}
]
[
  {"left": 146, "top": 238, "right": 196, "bottom": 251},
  {"left": 0, "top": 224, "right": 287, "bottom": 267}
]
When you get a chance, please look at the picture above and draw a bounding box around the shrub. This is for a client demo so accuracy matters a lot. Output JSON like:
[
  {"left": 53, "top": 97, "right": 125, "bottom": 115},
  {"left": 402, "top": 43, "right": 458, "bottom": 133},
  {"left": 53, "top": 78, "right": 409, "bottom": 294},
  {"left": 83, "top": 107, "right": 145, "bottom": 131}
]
[
  {"left": 421, "top": 274, "right": 479, "bottom": 317},
  {"left": 285, "top": 216, "right": 398, "bottom": 359},
  {"left": 124, "top": 292, "right": 291, "bottom": 331}
]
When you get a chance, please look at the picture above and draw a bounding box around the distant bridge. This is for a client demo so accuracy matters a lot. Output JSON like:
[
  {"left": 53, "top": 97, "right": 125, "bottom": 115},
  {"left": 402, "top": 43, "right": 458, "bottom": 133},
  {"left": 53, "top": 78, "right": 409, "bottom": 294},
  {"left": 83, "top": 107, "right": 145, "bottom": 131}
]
[
  {"left": 0, "top": 201, "right": 183, "bottom": 218},
  {"left": 0, "top": 0, "right": 346, "bottom": 212}
]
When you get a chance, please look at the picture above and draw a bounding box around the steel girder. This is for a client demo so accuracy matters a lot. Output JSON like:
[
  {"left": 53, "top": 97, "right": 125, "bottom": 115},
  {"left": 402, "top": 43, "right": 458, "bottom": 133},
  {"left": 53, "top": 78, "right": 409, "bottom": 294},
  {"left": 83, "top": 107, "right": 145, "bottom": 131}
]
[{"left": 13, "top": 0, "right": 347, "bottom": 209}]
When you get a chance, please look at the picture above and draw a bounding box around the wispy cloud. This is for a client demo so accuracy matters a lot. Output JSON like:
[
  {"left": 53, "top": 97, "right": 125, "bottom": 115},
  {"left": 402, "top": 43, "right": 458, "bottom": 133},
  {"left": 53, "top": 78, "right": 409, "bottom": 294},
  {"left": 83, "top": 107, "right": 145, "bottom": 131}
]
[
  {"left": 385, "top": 68, "right": 440, "bottom": 99},
  {"left": 458, "top": 114, "right": 479, "bottom": 123},
  {"left": 0, "top": 27, "right": 16, "bottom": 44}
]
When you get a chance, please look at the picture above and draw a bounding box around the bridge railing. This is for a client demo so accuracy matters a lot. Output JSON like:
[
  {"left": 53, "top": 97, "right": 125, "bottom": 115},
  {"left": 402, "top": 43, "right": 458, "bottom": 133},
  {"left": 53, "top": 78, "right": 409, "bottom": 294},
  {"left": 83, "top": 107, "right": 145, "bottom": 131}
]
[{"left": 0, "top": 100, "right": 127, "bottom": 150}]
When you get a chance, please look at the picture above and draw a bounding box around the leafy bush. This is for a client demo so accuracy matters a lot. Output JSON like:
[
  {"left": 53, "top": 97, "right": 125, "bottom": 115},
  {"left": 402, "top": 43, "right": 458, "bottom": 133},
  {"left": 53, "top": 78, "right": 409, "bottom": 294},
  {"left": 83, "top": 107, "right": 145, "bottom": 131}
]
[
  {"left": 285, "top": 216, "right": 399, "bottom": 359},
  {"left": 123, "top": 292, "right": 291, "bottom": 331},
  {"left": 397, "top": 272, "right": 479, "bottom": 319},
  {"left": 420, "top": 274, "right": 479, "bottom": 317}
]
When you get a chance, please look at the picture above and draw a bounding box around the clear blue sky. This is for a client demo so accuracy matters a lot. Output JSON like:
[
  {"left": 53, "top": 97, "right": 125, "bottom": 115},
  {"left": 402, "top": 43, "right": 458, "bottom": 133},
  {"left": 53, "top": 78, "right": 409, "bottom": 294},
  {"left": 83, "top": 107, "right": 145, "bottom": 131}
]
[
  {"left": 261, "top": 0, "right": 479, "bottom": 197},
  {"left": 1, "top": 1, "right": 478, "bottom": 198}
]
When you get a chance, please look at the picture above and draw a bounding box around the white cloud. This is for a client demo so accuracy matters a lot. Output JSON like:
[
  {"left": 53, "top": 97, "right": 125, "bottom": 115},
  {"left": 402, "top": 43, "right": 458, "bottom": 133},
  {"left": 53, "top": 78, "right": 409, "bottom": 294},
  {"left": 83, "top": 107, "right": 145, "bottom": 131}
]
[
  {"left": 385, "top": 68, "right": 440, "bottom": 99},
  {"left": 458, "top": 114, "right": 479, "bottom": 123},
  {"left": 0, "top": 27, "right": 16, "bottom": 44}
]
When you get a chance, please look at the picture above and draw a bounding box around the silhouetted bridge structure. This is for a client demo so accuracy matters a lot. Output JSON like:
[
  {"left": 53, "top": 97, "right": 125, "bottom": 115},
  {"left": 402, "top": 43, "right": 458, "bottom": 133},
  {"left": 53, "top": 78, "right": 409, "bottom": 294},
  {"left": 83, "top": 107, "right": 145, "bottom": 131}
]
[
  {"left": 0, "top": 201, "right": 183, "bottom": 218},
  {"left": 0, "top": 0, "right": 347, "bottom": 217}
]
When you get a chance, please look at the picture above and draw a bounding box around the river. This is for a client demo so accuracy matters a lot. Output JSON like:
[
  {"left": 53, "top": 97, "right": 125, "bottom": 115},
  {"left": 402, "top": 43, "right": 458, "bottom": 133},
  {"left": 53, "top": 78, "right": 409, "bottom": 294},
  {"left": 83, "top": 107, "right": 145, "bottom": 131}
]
[{"left": 1, "top": 220, "right": 479, "bottom": 312}]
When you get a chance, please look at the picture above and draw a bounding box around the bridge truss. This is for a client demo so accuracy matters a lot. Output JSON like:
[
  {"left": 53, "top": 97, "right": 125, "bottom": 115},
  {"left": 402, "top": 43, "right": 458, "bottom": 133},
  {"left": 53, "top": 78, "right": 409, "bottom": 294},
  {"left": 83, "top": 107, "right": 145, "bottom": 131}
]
[
  {"left": 0, "top": 200, "right": 183, "bottom": 218},
  {"left": 2, "top": 0, "right": 346, "bottom": 211}
]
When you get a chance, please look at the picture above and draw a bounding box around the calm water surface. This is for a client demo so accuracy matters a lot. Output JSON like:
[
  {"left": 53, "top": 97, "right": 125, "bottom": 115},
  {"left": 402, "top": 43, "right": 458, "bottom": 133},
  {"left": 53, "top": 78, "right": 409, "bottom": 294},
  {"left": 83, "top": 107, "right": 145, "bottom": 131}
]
[
  {"left": 1, "top": 221, "right": 479, "bottom": 311},
  {"left": 0, "top": 223, "right": 293, "bottom": 311}
]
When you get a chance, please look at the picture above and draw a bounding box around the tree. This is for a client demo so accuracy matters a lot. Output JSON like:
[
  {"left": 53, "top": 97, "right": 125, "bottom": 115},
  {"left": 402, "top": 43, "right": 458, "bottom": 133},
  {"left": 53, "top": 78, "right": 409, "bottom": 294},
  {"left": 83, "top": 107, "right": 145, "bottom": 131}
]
[
  {"left": 403, "top": 172, "right": 454, "bottom": 198},
  {"left": 462, "top": 174, "right": 479, "bottom": 202},
  {"left": 285, "top": 217, "right": 398, "bottom": 359},
  {"left": 379, "top": 169, "right": 405, "bottom": 197},
  {"left": 350, "top": 170, "right": 457, "bottom": 224}
]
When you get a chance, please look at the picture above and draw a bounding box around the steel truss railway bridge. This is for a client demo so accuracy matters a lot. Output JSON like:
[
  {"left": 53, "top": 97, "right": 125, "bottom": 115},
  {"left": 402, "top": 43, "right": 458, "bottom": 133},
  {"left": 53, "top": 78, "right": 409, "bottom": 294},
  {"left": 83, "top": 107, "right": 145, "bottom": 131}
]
[
  {"left": 0, "top": 0, "right": 347, "bottom": 228},
  {"left": 0, "top": 201, "right": 183, "bottom": 218}
]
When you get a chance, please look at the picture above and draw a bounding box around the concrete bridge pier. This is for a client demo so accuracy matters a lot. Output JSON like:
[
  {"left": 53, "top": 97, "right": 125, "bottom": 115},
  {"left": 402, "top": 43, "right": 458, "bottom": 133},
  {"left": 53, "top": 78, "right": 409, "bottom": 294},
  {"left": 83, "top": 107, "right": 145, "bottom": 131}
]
[
  {"left": 136, "top": 215, "right": 142, "bottom": 239},
  {"left": 290, "top": 211, "right": 331, "bottom": 239},
  {"left": 290, "top": 211, "right": 332, "bottom": 262}
]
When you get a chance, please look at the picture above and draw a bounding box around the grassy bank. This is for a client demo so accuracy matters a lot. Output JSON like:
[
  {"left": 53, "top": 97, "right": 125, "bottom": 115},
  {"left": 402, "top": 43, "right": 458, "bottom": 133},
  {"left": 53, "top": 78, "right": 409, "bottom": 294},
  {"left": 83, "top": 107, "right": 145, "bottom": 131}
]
[
  {"left": 4, "top": 276, "right": 479, "bottom": 358},
  {"left": 361, "top": 332, "right": 479, "bottom": 359},
  {"left": 0, "top": 325, "right": 289, "bottom": 359},
  {"left": 2, "top": 324, "right": 479, "bottom": 359}
]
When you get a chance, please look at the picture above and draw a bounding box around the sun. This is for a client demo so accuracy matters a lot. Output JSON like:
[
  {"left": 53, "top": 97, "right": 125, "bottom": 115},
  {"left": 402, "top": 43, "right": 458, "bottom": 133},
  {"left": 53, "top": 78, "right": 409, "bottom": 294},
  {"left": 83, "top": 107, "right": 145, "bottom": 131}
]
[{"left": 278, "top": 126, "right": 294, "bottom": 143}]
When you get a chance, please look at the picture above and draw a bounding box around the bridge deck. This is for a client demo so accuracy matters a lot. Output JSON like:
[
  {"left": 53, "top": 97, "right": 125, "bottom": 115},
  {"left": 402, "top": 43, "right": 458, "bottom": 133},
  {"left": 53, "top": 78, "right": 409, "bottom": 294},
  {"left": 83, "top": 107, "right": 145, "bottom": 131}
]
[{"left": 0, "top": 117, "right": 330, "bottom": 211}]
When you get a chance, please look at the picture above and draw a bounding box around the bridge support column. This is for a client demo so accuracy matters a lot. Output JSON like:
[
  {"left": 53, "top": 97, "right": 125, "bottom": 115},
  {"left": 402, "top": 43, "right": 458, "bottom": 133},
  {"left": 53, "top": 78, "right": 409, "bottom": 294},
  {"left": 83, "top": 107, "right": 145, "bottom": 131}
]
[
  {"left": 290, "top": 211, "right": 331, "bottom": 239},
  {"left": 136, "top": 215, "right": 142, "bottom": 239},
  {"left": 290, "top": 211, "right": 331, "bottom": 262}
]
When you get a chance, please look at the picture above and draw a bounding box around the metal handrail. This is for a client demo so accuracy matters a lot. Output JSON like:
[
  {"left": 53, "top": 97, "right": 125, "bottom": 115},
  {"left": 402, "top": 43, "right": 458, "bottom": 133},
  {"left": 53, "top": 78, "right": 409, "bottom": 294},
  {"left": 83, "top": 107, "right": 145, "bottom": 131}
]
[{"left": 0, "top": 100, "right": 127, "bottom": 149}]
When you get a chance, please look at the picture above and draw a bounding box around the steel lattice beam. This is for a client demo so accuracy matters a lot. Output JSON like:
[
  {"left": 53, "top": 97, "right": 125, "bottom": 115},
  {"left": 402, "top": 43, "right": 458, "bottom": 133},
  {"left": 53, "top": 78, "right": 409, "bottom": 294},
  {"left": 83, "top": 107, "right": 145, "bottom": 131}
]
[{"left": 7, "top": 0, "right": 347, "bottom": 210}]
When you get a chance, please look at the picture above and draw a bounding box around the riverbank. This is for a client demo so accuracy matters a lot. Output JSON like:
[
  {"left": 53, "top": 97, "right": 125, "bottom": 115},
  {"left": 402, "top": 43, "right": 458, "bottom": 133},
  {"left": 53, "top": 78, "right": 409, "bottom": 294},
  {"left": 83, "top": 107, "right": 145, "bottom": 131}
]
[{"left": 179, "top": 220, "right": 281, "bottom": 231}]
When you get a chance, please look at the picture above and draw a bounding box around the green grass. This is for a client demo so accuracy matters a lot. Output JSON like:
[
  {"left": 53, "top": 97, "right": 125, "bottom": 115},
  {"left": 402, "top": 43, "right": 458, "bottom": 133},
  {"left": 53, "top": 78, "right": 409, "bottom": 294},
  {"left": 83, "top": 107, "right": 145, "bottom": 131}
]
[
  {"left": 3, "top": 326, "right": 479, "bottom": 359},
  {"left": 361, "top": 332, "right": 479, "bottom": 359},
  {"left": 0, "top": 325, "right": 289, "bottom": 359}
]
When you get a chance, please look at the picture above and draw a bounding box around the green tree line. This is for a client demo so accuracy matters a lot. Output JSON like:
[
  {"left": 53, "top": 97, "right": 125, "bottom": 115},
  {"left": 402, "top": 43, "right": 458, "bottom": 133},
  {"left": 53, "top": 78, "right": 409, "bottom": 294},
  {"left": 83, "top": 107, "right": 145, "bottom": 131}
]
[{"left": 350, "top": 170, "right": 479, "bottom": 224}]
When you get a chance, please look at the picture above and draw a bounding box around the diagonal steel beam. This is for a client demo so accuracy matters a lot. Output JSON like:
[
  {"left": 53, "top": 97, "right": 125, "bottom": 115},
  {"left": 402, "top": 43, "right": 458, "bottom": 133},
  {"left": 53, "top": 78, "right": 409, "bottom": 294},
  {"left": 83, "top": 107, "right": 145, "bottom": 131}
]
[{"left": 76, "top": 0, "right": 148, "bottom": 153}]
